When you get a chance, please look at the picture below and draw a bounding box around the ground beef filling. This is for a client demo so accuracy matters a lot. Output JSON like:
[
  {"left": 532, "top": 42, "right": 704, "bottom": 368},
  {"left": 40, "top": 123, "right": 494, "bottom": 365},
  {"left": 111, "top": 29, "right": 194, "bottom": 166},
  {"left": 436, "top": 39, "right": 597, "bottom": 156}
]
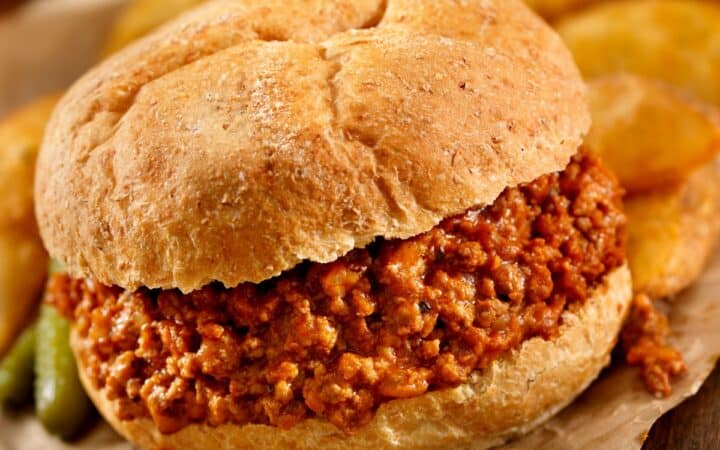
[
  {"left": 621, "top": 294, "right": 687, "bottom": 396},
  {"left": 49, "top": 152, "right": 626, "bottom": 434}
]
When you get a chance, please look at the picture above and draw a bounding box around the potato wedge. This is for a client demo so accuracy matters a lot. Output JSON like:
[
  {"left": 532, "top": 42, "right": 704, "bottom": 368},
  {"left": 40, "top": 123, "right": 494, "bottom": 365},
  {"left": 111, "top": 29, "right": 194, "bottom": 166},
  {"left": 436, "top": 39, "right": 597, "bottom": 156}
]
[
  {"left": 0, "top": 95, "right": 57, "bottom": 355},
  {"left": 0, "top": 230, "right": 47, "bottom": 356},
  {"left": 627, "top": 161, "right": 720, "bottom": 299},
  {"left": 523, "top": 0, "right": 600, "bottom": 20},
  {"left": 585, "top": 74, "right": 720, "bottom": 194},
  {"left": 557, "top": 0, "right": 720, "bottom": 106},
  {"left": 103, "top": 0, "right": 206, "bottom": 55},
  {"left": 0, "top": 94, "right": 59, "bottom": 229}
]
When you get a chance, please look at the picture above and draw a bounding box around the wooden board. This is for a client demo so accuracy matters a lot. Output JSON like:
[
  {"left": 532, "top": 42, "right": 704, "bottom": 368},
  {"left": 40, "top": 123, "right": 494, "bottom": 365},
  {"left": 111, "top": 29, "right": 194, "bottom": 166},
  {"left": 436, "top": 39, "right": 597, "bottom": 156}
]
[{"left": 644, "top": 363, "right": 720, "bottom": 449}]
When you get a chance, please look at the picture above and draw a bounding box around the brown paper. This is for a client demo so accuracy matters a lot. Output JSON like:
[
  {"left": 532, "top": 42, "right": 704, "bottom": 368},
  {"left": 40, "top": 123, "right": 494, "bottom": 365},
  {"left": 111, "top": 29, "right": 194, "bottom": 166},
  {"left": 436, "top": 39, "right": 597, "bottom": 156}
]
[{"left": 1, "top": 1, "right": 719, "bottom": 449}]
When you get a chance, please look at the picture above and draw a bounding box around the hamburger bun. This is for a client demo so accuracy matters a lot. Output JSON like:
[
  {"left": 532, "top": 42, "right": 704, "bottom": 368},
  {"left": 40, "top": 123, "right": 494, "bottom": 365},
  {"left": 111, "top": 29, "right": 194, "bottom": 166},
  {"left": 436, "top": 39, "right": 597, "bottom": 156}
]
[
  {"left": 35, "top": 0, "right": 589, "bottom": 293},
  {"left": 38, "top": 1, "right": 625, "bottom": 449},
  {"left": 75, "top": 265, "right": 631, "bottom": 450}
]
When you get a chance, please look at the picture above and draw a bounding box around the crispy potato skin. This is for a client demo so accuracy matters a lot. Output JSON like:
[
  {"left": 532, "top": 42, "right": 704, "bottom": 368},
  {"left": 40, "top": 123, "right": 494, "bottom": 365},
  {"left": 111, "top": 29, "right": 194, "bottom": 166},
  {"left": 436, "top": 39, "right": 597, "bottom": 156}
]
[
  {"left": 585, "top": 74, "right": 720, "bottom": 194},
  {"left": 102, "top": 0, "right": 206, "bottom": 56},
  {"left": 581, "top": 74, "right": 720, "bottom": 299},
  {"left": 557, "top": 0, "right": 720, "bottom": 106},
  {"left": 523, "top": 0, "right": 600, "bottom": 20},
  {"left": 627, "top": 161, "right": 720, "bottom": 299},
  {"left": 0, "top": 95, "right": 57, "bottom": 355}
]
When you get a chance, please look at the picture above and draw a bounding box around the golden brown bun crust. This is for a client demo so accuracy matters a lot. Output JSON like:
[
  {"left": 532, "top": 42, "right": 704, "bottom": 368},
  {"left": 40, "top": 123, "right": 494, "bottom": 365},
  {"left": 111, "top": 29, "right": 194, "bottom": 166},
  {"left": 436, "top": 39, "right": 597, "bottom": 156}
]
[
  {"left": 36, "top": 0, "right": 589, "bottom": 292},
  {"left": 75, "top": 264, "right": 631, "bottom": 450}
]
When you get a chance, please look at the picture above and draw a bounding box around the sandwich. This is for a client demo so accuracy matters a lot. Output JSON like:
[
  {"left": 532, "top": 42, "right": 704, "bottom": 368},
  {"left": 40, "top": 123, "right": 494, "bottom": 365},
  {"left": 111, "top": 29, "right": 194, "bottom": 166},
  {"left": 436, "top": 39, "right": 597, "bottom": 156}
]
[{"left": 35, "top": 0, "right": 631, "bottom": 448}]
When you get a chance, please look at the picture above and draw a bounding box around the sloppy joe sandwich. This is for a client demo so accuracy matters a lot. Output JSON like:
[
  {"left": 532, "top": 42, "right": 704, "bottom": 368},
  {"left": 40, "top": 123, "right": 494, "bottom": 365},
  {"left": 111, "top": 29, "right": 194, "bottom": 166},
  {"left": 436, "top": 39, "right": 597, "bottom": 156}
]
[{"left": 35, "top": 0, "right": 632, "bottom": 448}]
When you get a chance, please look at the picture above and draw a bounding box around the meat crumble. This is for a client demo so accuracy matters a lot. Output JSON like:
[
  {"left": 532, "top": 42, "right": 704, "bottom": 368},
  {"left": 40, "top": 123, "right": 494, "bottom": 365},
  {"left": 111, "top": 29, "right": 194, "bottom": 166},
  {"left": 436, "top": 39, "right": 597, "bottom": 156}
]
[
  {"left": 621, "top": 294, "right": 687, "bottom": 396},
  {"left": 49, "top": 151, "right": 626, "bottom": 434}
]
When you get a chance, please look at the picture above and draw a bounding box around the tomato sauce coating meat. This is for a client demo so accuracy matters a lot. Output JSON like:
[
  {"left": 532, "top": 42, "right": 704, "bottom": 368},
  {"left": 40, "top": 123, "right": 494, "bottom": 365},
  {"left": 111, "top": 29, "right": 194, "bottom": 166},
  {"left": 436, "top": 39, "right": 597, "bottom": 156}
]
[
  {"left": 49, "top": 152, "right": 626, "bottom": 434},
  {"left": 621, "top": 294, "right": 687, "bottom": 396}
]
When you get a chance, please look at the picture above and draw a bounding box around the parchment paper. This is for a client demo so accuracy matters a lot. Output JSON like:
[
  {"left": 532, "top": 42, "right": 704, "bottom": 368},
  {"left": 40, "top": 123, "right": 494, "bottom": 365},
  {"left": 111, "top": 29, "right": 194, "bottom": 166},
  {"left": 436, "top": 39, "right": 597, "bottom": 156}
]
[{"left": 0, "top": 1, "right": 719, "bottom": 449}]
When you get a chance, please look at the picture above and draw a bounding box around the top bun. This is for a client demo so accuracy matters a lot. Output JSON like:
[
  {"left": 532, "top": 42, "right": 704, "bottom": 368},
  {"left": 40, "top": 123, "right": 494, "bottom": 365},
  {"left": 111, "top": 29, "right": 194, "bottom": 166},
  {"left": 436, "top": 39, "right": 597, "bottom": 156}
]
[{"left": 35, "top": 0, "right": 589, "bottom": 292}]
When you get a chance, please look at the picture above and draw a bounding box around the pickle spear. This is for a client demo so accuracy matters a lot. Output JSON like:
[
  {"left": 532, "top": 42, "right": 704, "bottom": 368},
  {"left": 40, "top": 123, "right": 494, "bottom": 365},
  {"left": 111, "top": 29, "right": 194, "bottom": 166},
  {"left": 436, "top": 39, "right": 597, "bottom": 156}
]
[
  {"left": 34, "top": 303, "right": 92, "bottom": 439},
  {"left": 0, "top": 323, "right": 36, "bottom": 408}
]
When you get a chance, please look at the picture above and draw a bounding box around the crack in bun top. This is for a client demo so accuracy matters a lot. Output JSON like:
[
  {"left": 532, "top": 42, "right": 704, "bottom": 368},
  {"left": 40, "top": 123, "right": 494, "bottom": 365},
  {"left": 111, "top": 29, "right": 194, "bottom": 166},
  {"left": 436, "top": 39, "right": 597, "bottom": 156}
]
[{"left": 35, "top": 0, "right": 590, "bottom": 292}]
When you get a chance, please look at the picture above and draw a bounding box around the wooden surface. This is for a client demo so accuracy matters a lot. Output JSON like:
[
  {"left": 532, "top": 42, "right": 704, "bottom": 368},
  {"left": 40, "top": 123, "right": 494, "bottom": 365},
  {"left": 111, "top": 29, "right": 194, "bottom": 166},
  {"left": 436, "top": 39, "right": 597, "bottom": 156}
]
[{"left": 644, "top": 362, "right": 720, "bottom": 449}]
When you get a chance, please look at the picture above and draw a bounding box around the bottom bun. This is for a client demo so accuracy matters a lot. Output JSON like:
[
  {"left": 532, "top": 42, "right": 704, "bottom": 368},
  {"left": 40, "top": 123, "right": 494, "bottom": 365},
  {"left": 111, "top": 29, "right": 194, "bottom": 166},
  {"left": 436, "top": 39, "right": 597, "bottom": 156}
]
[{"left": 75, "top": 264, "right": 631, "bottom": 450}]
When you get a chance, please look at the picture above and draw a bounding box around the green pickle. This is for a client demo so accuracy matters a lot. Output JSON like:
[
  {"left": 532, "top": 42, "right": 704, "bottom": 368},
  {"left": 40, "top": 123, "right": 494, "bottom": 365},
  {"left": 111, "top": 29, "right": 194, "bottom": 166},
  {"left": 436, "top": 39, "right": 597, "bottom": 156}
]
[
  {"left": 0, "top": 323, "right": 36, "bottom": 408},
  {"left": 35, "top": 303, "right": 92, "bottom": 439},
  {"left": 48, "top": 258, "right": 66, "bottom": 276}
]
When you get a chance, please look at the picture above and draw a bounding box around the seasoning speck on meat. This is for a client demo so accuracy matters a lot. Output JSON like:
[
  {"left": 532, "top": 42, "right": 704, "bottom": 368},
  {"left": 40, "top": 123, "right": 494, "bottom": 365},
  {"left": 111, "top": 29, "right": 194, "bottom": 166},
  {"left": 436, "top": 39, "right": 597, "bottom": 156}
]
[{"left": 49, "top": 151, "right": 626, "bottom": 434}]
